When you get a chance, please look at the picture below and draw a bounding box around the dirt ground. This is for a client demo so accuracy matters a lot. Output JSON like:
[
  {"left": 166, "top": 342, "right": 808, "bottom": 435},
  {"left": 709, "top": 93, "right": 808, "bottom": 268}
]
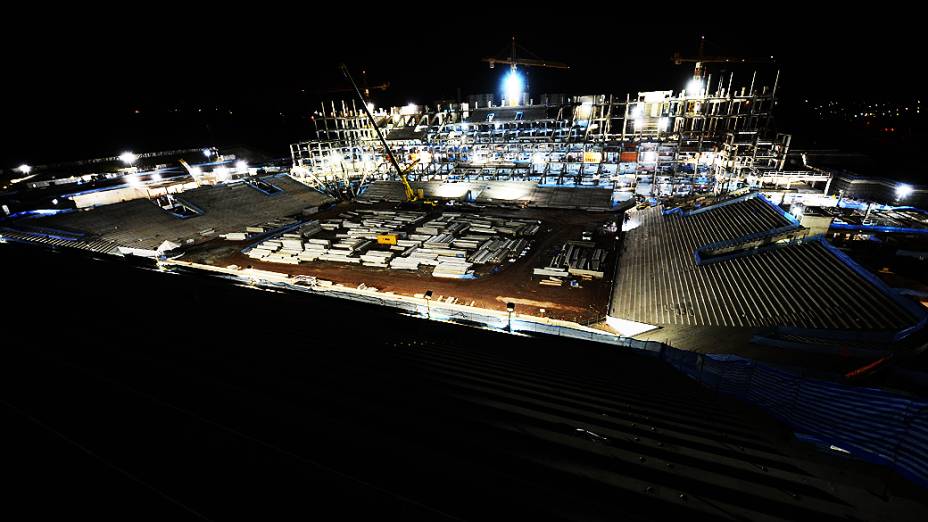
[{"left": 181, "top": 202, "right": 619, "bottom": 322}]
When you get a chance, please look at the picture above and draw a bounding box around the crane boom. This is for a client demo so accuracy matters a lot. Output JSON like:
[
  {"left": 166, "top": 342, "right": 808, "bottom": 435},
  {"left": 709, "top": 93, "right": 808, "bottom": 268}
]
[
  {"left": 339, "top": 64, "right": 432, "bottom": 205},
  {"left": 671, "top": 53, "right": 767, "bottom": 65},
  {"left": 671, "top": 35, "right": 773, "bottom": 79},
  {"left": 482, "top": 57, "right": 569, "bottom": 70},
  {"left": 482, "top": 35, "right": 569, "bottom": 71},
  {"left": 313, "top": 82, "right": 391, "bottom": 96}
]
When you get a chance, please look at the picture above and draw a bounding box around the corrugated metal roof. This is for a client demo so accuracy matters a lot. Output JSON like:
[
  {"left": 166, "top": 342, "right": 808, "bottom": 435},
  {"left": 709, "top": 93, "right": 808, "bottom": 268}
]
[{"left": 613, "top": 198, "right": 920, "bottom": 330}]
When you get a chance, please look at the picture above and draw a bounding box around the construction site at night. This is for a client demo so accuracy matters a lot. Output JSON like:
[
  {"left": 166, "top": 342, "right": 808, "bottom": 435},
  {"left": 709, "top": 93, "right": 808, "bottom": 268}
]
[
  {"left": 4, "top": 36, "right": 928, "bottom": 517},
  {"left": 4, "top": 47, "right": 922, "bottom": 355}
]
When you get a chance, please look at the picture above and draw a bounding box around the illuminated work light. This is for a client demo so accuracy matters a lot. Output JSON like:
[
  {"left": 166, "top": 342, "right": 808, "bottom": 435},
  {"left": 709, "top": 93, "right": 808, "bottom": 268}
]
[{"left": 503, "top": 70, "right": 524, "bottom": 107}]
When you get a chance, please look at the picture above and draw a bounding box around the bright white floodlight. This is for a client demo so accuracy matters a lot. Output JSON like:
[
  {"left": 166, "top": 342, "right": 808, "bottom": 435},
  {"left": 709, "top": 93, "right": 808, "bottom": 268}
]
[
  {"left": 17, "top": 164, "right": 32, "bottom": 174},
  {"left": 119, "top": 151, "right": 138, "bottom": 165},
  {"left": 503, "top": 70, "right": 524, "bottom": 107},
  {"left": 686, "top": 78, "right": 704, "bottom": 97},
  {"left": 235, "top": 160, "right": 249, "bottom": 172},
  {"left": 896, "top": 183, "right": 914, "bottom": 200}
]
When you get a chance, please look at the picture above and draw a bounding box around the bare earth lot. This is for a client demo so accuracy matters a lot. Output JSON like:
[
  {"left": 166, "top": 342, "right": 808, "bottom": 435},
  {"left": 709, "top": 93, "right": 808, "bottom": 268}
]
[{"left": 181, "top": 202, "right": 619, "bottom": 322}]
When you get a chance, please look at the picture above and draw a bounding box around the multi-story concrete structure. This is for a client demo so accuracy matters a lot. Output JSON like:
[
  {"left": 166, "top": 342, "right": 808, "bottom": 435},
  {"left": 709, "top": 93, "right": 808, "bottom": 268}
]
[{"left": 291, "top": 73, "right": 810, "bottom": 198}]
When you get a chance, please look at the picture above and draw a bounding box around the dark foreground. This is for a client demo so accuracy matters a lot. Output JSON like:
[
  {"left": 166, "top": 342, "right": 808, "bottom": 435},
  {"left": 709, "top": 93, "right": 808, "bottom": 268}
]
[{"left": 1, "top": 243, "right": 925, "bottom": 520}]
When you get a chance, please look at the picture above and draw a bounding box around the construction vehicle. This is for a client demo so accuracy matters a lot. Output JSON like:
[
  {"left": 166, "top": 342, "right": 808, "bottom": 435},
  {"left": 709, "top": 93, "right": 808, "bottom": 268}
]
[
  {"left": 395, "top": 158, "right": 431, "bottom": 204},
  {"left": 339, "top": 64, "right": 437, "bottom": 207}
]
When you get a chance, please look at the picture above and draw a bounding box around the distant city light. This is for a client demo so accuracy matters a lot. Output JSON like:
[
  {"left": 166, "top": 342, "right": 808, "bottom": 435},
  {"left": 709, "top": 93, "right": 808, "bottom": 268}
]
[
  {"left": 16, "top": 164, "right": 32, "bottom": 174},
  {"left": 502, "top": 70, "right": 524, "bottom": 107},
  {"left": 51, "top": 198, "right": 58, "bottom": 205},
  {"left": 896, "top": 183, "right": 914, "bottom": 200},
  {"left": 235, "top": 160, "right": 249, "bottom": 172},
  {"left": 686, "top": 78, "right": 704, "bottom": 97},
  {"left": 119, "top": 151, "right": 138, "bottom": 165},
  {"left": 202, "top": 148, "right": 213, "bottom": 158}
]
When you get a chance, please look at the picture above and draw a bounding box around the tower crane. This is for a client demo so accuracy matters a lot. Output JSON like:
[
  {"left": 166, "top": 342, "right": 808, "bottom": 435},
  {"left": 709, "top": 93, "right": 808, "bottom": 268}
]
[
  {"left": 672, "top": 35, "right": 775, "bottom": 93},
  {"left": 482, "top": 35, "right": 570, "bottom": 72},
  {"left": 483, "top": 36, "right": 568, "bottom": 106}
]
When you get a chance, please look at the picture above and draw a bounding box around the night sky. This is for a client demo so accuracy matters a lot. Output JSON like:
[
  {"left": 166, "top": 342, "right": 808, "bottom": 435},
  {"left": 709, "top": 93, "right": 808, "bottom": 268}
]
[{"left": 3, "top": 12, "right": 921, "bottom": 168}]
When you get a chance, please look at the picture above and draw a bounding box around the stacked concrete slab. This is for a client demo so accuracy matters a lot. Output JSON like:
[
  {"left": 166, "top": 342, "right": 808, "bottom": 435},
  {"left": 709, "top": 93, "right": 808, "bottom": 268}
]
[
  {"left": 249, "top": 209, "right": 540, "bottom": 278},
  {"left": 536, "top": 241, "right": 608, "bottom": 280}
]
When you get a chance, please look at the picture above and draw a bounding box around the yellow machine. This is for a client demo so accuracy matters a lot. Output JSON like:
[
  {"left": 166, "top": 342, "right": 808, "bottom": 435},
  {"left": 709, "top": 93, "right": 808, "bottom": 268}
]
[
  {"left": 377, "top": 234, "right": 398, "bottom": 245},
  {"left": 395, "top": 158, "right": 435, "bottom": 205}
]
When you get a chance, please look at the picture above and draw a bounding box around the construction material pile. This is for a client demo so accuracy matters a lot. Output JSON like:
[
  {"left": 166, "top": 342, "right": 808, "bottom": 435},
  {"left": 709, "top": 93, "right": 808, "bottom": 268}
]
[
  {"left": 245, "top": 210, "right": 540, "bottom": 277},
  {"left": 245, "top": 220, "right": 324, "bottom": 264},
  {"left": 220, "top": 218, "right": 302, "bottom": 241},
  {"left": 534, "top": 240, "right": 608, "bottom": 281},
  {"left": 246, "top": 210, "right": 424, "bottom": 265},
  {"left": 402, "top": 213, "right": 539, "bottom": 278}
]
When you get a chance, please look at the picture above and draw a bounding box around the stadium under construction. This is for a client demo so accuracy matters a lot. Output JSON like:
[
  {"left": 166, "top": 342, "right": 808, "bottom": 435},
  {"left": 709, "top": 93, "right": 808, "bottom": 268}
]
[
  {"left": 4, "top": 57, "right": 928, "bottom": 512},
  {"left": 4, "top": 65, "right": 927, "bottom": 360}
]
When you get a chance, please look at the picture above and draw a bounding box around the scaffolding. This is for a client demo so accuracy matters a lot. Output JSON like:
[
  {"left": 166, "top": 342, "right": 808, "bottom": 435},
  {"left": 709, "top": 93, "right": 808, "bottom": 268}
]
[{"left": 290, "top": 74, "right": 797, "bottom": 197}]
